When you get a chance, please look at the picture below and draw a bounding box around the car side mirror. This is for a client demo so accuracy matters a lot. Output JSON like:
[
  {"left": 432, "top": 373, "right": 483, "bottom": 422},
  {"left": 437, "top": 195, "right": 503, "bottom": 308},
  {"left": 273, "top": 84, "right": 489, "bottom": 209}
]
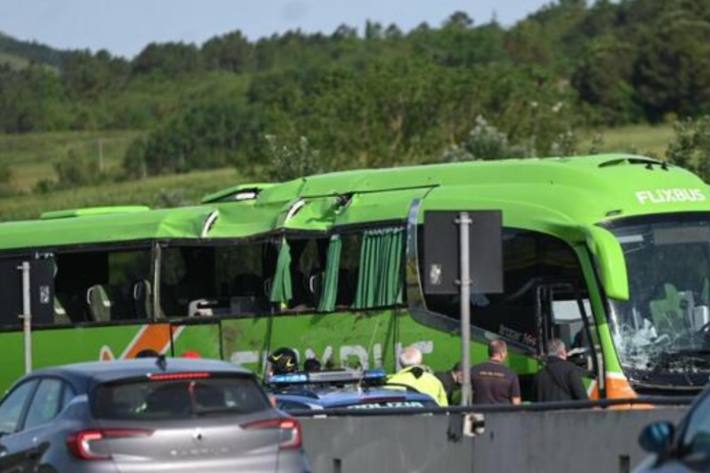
[{"left": 639, "top": 421, "right": 675, "bottom": 454}]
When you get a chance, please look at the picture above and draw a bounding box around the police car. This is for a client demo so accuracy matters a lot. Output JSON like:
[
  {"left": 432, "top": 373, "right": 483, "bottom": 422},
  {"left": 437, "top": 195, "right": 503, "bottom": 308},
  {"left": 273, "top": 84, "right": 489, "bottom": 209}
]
[{"left": 266, "top": 369, "right": 439, "bottom": 411}]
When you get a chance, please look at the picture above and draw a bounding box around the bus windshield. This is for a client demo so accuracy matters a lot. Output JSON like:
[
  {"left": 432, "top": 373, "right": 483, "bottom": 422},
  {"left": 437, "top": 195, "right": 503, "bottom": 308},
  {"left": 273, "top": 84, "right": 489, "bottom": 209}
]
[{"left": 607, "top": 214, "right": 710, "bottom": 375}]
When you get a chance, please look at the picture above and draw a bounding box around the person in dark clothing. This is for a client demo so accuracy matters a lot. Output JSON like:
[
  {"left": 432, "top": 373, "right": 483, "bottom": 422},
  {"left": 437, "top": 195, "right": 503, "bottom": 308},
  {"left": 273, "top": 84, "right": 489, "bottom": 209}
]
[
  {"left": 304, "top": 357, "right": 322, "bottom": 372},
  {"left": 534, "top": 338, "right": 588, "bottom": 402},
  {"left": 435, "top": 362, "right": 462, "bottom": 405},
  {"left": 471, "top": 340, "right": 521, "bottom": 405}
]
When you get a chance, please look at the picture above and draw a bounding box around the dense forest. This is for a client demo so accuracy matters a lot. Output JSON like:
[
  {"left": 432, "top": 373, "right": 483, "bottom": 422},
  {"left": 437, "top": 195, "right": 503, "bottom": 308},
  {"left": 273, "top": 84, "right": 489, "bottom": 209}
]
[{"left": 3, "top": 0, "right": 710, "bottom": 188}]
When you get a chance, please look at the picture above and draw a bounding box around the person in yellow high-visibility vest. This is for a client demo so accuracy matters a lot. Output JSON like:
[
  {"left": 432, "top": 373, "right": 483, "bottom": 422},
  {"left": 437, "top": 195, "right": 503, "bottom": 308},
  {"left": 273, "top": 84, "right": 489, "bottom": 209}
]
[{"left": 387, "top": 346, "right": 448, "bottom": 406}]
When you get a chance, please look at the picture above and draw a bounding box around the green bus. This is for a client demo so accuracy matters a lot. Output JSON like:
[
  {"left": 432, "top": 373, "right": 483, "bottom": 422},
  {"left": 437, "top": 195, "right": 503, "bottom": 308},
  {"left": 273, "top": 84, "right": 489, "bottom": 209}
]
[{"left": 2, "top": 154, "right": 709, "bottom": 399}]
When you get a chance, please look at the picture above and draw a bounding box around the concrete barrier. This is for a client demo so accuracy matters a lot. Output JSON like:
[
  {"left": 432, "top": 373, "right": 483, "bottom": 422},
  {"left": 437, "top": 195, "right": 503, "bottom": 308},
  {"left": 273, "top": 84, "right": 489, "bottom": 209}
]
[{"left": 300, "top": 407, "right": 688, "bottom": 473}]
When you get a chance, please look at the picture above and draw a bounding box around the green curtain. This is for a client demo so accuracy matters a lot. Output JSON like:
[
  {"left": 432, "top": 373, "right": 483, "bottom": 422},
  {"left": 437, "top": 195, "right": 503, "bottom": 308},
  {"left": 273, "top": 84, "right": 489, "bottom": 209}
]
[
  {"left": 270, "top": 238, "right": 293, "bottom": 304},
  {"left": 317, "top": 234, "right": 342, "bottom": 312},
  {"left": 353, "top": 227, "right": 405, "bottom": 309}
]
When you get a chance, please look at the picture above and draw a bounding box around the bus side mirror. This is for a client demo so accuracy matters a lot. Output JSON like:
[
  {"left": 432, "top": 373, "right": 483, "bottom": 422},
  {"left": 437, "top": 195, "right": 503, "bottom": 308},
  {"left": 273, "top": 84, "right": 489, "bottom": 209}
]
[{"left": 585, "top": 226, "right": 629, "bottom": 301}]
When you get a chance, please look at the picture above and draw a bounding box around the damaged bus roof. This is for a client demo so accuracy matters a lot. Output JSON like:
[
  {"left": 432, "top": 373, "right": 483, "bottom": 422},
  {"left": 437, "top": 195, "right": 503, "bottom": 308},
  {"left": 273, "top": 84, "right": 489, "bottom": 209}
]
[{"left": 0, "top": 154, "right": 707, "bottom": 251}]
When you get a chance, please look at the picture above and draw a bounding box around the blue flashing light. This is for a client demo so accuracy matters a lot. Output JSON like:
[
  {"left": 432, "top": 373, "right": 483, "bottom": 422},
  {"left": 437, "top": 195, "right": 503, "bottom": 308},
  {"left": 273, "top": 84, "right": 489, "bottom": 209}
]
[
  {"left": 269, "top": 368, "right": 387, "bottom": 386},
  {"left": 269, "top": 373, "right": 308, "bottom": 384},
  {"left": 363, "top": 369, "right": 386, "bottom": 379}
]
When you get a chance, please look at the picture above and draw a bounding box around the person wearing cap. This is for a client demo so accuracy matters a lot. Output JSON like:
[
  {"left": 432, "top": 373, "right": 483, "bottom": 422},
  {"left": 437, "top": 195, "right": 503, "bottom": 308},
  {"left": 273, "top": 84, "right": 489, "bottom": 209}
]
[{"left": 386, "top": 346, "right": 448, "bottom": 406}]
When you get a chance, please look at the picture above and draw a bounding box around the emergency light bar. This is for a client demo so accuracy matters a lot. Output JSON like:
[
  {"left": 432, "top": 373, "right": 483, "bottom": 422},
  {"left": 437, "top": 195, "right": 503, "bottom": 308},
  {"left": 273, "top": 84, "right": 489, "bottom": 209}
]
[{"left": 268, "top": 369, "right": 386, "bottom": 386}]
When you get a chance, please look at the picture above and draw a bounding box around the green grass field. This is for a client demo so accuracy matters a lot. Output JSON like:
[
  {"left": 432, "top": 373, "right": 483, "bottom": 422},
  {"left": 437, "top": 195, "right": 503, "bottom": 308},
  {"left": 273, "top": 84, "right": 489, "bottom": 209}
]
[
  {"left": 0, "top": 130, "right": 143, "bottom": 191},
  {"left": 0, "top": 168, "right": 241, "bottom": 222},
  {"left": 578, "top": 124, "right": 674, "bottom": 157}
]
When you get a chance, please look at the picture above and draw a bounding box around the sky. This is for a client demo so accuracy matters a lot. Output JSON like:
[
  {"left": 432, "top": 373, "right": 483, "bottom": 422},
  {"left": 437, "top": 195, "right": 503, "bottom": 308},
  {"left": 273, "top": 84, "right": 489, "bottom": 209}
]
[{"left": 0, "top": 0, "right": 551, "bottom": 58}]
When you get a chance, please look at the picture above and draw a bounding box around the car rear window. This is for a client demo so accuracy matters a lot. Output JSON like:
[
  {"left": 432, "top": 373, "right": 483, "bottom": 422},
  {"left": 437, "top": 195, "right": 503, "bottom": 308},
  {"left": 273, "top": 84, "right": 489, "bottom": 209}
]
[{"left": 92, "top": 374, "right": 270, "bottom": 420}]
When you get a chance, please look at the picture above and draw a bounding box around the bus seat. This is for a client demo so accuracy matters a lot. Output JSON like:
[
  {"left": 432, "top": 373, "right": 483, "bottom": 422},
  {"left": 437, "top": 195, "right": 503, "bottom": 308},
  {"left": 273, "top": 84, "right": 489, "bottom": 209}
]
[
  {"left": 86, "top": 284, "right": 112, "bottom": 322},
  {"left": 132, "top": 280, "right": 153, "bottom": 320},
  {"left": 188, "top": 299, "right": 215, "bottom": 317},
  {"left": 263, "top": 278, "right": 273, "bottom": 298},
  {"left": 308, "top": 271, "right": 323, "bottom": 300},
  {"left": 53, "top": 298, "right": 71, "bottom": 325}
]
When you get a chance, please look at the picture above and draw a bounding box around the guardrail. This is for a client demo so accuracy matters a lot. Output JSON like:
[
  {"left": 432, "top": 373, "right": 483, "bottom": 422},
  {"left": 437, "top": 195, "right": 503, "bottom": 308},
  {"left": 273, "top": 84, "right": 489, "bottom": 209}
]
[
  {"left": 295, "top": 397, "right": 694, "bottom": 473},
  {"left": 290, "top": 395, "right": 695, "bottom": 417}
]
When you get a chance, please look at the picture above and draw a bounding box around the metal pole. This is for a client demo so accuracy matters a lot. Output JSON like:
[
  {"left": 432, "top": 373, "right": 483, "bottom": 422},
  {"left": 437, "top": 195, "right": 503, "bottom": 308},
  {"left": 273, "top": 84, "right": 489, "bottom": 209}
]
[
  {"left": 458, "top": 212, "right": 472, "bottom": 406},
  {"left": 18, "top": 261, "right": 32, "bottom": 374}
]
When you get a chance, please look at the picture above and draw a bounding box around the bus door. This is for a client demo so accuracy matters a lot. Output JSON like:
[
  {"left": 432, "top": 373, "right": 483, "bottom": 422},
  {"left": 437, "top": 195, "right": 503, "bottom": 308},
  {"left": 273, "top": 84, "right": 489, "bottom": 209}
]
[
  {"left": 0, "top": 255, "right": 54, "bottom": 391},
  {"left": 537, "top": 283, "right": 601, "bottom": 393}
]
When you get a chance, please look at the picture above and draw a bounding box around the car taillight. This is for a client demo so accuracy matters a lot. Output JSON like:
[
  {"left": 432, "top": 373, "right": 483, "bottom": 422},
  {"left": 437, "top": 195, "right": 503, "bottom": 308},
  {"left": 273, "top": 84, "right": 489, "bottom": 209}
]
[
  {"left": 67, "top": 429, "right": 153, "bottom": 460},
  {"left": 242, "top": 418, "right": 302, "bottom": 450},
  {"left": 148, "top": 372, "right": 211, "bottom": 381}
]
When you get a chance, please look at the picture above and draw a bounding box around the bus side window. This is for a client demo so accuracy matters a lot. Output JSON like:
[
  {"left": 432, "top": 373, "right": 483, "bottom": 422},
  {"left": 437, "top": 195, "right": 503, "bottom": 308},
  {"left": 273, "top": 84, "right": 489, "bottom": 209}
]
[
  {"left": 216, "top": 243, "right": 272, "bottom": 315},
  {"left": 160, "top": 243, "right": 274, "bottom": 318},
  {"left": 160, "top": 246, "right": 215, "bottom": 318},
  {"left": 54, "top": 249, "right": 152, "bottom": 324},
  {"left": 55, "top": 251, "right": 108, "bottom": 323},
  {"left": 421, "top": 228, "right": 585, "bottom": 350},
  {"left": 288, "top": 238, "right": 328, "bottom": 311}
]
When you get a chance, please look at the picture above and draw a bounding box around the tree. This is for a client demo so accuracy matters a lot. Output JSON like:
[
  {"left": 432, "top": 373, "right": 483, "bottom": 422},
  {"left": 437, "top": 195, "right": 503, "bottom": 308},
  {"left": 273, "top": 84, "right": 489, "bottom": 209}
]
[
  {"left": 633, "top": 18, "right": 710, "bottom": 120},
  {"left": 572, "top": 36, "right": 640, "bottom": 124},
  {"left": 444, "top": 11, "right": 474, "bottom": 29},
  {"left": 364, "top": 21, "right": 383, "bottom": 40},
  {"left": 202, "top": 31, "right": 254, "bottom": 72},
  {"left": 132, "top": 42, "right": 203, "bottom": 77},
  {"left": 62, "top": 49, "right": 129, "bottom": 98}
]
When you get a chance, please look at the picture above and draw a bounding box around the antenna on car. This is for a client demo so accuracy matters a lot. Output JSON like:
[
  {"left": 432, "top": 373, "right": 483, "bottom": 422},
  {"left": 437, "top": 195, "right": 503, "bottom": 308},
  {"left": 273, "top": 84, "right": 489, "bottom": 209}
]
[{"left": 156, "top": 354, "right": 167, "bottom": 371}]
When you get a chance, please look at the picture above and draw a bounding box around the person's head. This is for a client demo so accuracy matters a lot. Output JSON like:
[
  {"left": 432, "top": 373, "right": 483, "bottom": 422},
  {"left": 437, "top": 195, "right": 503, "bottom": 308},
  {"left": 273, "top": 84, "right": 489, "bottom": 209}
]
[
  {"left": 268, "top": 347, "right": 299, "bottom": 375},
  {"left": 547, "top": 338, "right": 567, "bottom": 360},
  {"left": 488, "top": 339, "right": 508, "bottom": 362},
  {"left": 135, "top": 349, "right": 160, "bottom": 358},
  {"left": 304, "top": 358, "right": 322, "bottom": 373},
  {"left": 399, "top": 346, "right": 423, "bottom": 368},
  {"left": 451, "top": 361, "right": 463, "bottom": 384}
]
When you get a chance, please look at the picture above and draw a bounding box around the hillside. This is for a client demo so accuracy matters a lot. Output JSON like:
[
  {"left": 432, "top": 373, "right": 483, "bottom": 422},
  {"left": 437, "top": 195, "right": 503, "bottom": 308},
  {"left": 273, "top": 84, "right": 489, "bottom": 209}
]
[
  {"left": 0, "top": 31, "right": 67, "bottom": 69},
  {"left": 0, "top": 0, "right": 709, "bottom": 220}
]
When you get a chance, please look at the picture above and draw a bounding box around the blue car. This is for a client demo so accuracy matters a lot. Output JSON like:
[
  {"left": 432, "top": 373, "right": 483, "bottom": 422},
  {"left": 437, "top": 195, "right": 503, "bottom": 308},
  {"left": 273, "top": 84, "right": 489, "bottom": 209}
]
[{"left": 266, "top": 369, "right": 439, "bottom": 412}]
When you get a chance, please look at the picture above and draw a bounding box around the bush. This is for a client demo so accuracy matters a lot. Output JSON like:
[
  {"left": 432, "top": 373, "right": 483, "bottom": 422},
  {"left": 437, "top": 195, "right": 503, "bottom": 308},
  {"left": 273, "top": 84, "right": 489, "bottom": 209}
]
[
  {"left": 666, "top": 116, "right": 710, "bottom": 182},
  {"left": 441, "top": 116, "right": 531, "bottom": 162},
  {"left": 263, "top": 135, "right": 322, "bottom": 181}
]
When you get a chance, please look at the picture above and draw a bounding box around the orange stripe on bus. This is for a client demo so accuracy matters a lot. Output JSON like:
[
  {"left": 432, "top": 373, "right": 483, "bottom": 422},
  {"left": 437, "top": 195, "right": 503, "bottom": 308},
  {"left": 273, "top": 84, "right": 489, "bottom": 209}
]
[{"left": 124, "top": 324, "right": 176, "bottom": 359}]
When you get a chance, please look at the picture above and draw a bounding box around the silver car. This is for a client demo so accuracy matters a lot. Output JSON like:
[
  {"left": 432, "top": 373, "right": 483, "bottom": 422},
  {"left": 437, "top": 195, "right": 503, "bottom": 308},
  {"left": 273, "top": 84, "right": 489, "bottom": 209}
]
[{"left": 0, "top": 358, "right": 309, "bottom": 473}]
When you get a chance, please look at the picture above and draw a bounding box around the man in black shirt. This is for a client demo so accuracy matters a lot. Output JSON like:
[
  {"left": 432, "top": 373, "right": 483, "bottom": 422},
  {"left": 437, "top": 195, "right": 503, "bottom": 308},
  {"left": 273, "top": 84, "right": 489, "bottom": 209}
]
[
  {"left": 534, "top": 338, "right": 588, "bottom": 402},
  {"left": 435, "top": 362, "right": 462, "bottom": 405},
  {"left": 471, "top": 340, "right": 521, "bottom": 405}
]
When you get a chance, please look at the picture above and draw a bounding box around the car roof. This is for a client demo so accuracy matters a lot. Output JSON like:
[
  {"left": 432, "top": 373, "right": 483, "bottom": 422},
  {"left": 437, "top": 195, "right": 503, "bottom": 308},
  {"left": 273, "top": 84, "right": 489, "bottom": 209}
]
[
  {"left": 25, "top": 358, "right": 251, "bottom": 392},
  {"left": 275, "top": 386, "right": 435, "bottom": 408}
]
